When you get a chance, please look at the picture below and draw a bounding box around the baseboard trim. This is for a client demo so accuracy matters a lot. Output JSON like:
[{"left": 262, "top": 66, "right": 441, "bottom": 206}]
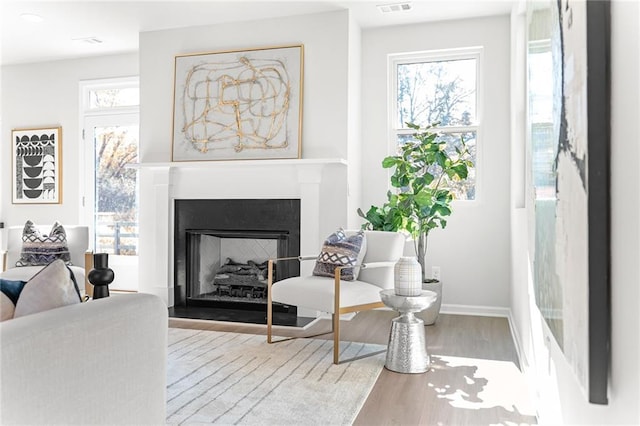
[{"left": 441, "top": 303, "right": 510, "bottom": 318}]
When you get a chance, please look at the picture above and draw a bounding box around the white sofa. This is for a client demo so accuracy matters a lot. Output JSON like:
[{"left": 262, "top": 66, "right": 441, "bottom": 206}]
[
  {"left": 1, "top": 224, "right": 93, "bottom": 296},
  {"left": 0, "top": 293, "right": 168, "bottom": 425}
]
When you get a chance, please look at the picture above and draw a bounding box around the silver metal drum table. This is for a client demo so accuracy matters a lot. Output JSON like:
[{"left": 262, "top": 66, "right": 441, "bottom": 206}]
[{"left": 380, "top": 289, "right": 437, "bottom": 374}]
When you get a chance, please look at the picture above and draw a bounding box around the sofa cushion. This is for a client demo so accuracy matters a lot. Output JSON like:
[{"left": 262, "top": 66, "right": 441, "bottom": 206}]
[
  {"left": 312, "top": 229, "right": 367, "bottom": 281},
  {"left": 272, "top": 275, "right": 381, "bottom": 313},
  {"left": 15, "top": 220, "right": 72, "bottom": 267},
  {"left": 13, "top": 260, "right": 82, "bottom": 318}
]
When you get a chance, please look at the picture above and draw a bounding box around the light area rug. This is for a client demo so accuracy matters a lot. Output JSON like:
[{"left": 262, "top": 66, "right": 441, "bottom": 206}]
[{"left": 166, "top": 328, "right": 385, "bottom": 425}]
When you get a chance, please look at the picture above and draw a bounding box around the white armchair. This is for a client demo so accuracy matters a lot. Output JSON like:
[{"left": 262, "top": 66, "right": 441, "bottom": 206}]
[
  {"left": 1, "top": 225, "right": 93, "bottom": 297},
  {"left": 267, "top": 230, "right": 405, "bottom": 364}
]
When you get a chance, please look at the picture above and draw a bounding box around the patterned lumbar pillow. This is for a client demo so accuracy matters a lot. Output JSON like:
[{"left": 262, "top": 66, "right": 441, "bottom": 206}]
[
  {"left": 312, "top": 229, "right": 367, "bottom": 281},
  {"left": 13, "top": 259, "right": 82, "bottom": 318},
  {"left": 16, "top": 220, "right": 72, "bottom": 267}
]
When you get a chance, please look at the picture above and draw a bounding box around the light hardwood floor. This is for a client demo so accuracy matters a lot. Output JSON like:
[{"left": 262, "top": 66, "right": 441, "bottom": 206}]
[{"left": 169, "top": 311, "right": 538, "bottom": 425}]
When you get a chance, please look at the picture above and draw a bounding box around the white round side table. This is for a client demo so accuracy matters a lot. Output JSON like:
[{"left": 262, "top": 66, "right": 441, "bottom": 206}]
[{"left": 380, "top": 289, "right": 437, "bottom": 374}]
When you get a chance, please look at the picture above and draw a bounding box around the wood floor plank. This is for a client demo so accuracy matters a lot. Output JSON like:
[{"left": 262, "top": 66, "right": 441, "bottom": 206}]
[{"left": 169, "top": 311, "right": 537, "bottom": 425}]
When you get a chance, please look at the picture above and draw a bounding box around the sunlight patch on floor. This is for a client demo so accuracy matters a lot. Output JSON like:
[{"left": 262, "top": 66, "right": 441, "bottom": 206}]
[{"left": 428, "top": 355, "right": 536, "bottom": 418}]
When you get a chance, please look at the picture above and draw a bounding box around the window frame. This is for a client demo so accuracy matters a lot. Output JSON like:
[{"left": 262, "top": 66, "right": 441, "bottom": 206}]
[
  {"left": 81, "top": 76, "right": 140, "bottom": 114},
  {"left": 388, "top": 46, "right": 483, "bottom": 203}
]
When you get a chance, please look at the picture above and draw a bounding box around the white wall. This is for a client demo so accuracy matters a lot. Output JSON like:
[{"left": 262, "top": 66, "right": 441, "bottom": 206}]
[
  {"left": 0, "top": 53, "right": 139, "bottom": 228},
  {"left": 361, "top": 16, "right": 512, "bottom": 311},
  {"left": 509, "top": 0, "right": 640, "bottom": 423},
  {"left": 138, "top": 10, "right": 351, "bottom": 164}
]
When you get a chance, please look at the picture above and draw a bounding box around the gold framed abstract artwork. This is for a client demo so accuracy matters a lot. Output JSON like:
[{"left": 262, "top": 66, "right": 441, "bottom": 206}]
[
  {"left": 12, "top": 127, "right": 62, "bottom": 204},
  {"left": 172, "top": 44, "right": 304, "bottom": 161}
]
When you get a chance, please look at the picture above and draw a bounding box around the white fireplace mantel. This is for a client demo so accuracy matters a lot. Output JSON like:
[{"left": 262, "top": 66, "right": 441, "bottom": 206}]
[{"left": 130, "top": 158, "right": 347, "bottom": 169}]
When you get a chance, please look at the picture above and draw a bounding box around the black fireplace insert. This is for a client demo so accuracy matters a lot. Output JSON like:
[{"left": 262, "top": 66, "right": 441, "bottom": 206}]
[{"left": 172, "top": 199, "right": 301, "bottom": 325}]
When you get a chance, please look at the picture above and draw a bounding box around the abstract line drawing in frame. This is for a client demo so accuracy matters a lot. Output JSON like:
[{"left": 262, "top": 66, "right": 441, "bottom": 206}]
[
  {"left": 526, "top": 0, "right": 610, "bottom": 404},
  {"left": 172, "top": 44, "right": 304, "bottom": 161},
  {"left": 12, "top": 127, "right": 62, "bottom": 204}
]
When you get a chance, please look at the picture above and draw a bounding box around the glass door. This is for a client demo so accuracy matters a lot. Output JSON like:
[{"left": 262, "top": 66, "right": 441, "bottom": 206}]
[{"left": 84, "top": 114, "right": 139, "bottom": 291}]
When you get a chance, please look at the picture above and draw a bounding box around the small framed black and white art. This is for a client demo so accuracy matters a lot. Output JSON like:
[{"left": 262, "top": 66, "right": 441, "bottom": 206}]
[{"left": 12, "top": 127, "right": 62, "bottom": 204}]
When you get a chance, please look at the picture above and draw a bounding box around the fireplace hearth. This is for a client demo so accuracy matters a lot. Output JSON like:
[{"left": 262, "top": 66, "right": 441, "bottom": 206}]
[{"left": 173, "top": 199, "right": 301, "bottom": 325}]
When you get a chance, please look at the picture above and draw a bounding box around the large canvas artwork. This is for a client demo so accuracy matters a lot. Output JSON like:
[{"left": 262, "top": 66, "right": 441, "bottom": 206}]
[
  {"left": 12, "top": 127, "right": 62, "bottom": 204},
  {"left": 172, "top": 45, "right": 303, "bottom": 161},
  {"left": 527, "top": 0, "right": 609, "bottom": 404}
]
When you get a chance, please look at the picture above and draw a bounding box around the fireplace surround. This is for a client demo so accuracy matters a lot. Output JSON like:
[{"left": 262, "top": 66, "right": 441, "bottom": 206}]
[
  {"left": 173, "top": 198, "right": 301, "bottom": 324},
  {"left": 136, "top": 158, "right": 347, "bottom": 322}
]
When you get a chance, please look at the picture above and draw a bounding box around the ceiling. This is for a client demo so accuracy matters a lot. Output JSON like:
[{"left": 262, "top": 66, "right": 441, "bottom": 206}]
[{"left": 1, "top": 1, "right": 514, "bottom": 66}]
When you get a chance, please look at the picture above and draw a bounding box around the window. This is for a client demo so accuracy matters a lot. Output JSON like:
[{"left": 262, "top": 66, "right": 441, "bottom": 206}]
[
  {"left": 80, "top": 77, "right": 139, "bottom": 291},
  {"left": 390, "top": 47, "right": 481, "bottom": 200},
  {"left": 528, "top": 40, "right": 555, "bottom": 199},
  {"left": 88, "top": 86, "right": 139, "bottom": 110}
]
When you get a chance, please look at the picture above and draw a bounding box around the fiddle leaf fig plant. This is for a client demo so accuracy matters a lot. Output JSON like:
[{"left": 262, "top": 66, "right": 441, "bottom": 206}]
[{"left": 358, "top": 122, "right": 473, "bottom": 281}]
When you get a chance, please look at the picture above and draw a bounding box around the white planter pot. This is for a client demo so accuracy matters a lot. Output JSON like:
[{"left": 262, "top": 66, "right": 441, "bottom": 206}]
[
  {"left": 393, "top": 256, "right": 422, "bottom": 296},
  {"left": 416, "top": 280, "right": 442, "bottom": 325}
]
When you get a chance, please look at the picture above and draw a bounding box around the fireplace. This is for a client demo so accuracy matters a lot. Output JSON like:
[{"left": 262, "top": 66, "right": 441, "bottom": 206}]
[{"left": 173, "top": 199, "right": 301, "bottom": 324}]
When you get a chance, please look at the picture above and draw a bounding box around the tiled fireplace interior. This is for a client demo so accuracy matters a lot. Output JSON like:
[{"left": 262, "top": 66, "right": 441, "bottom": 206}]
[{"left": 171, "top": 198, "right": 302, "bottom": 325}]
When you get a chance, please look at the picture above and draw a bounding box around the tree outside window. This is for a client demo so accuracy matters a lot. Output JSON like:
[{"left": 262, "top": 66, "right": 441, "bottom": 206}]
[
  {"left": 391, "top": 49, "right": 480, "bottom": 200},
  {"left": 94, "top": 124, "right": 139, "bottom": 255}
]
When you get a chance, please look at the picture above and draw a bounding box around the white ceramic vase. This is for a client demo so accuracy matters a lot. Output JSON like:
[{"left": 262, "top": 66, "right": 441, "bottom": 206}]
[{"left": 394, "top": 256, "right": 422, "bottom": 296}]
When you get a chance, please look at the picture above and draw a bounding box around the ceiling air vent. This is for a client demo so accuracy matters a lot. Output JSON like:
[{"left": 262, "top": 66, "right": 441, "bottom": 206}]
[
  {"left": 72, "top": 36, "right": 103, "bottom": 45},
  {"left": 377, "top": 2, "right": 413, "bottom": 14}
]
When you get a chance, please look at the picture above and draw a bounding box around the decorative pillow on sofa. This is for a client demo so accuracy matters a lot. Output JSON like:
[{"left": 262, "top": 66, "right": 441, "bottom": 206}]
[
  {"left": 15, "top": 220, "right": 72, "bottom": 267},
  {"left": 312, "top": 229, "right": 367, "bottom": 281},
  {"left": 13, "top": 259, "right": 82, "bottom": 319}
]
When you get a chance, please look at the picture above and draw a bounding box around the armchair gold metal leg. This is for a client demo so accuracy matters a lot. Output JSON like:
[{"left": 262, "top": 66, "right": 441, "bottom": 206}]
[
  {"left": 267, "top": 259, "right": 274, "bottom": 344},
  {"left": 333, "top": 268, "right": 342, "bottom": 364},
  {"left": 333, "top": 312, "right": 340, "bottom": 364},
  {"left": 84, "top": 251, "right": 94, "bottom": 298}
]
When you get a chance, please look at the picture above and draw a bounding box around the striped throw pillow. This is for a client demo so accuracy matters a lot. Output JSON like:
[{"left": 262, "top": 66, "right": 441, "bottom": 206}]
[
  {"left": 312, "top": 229, "right": 367, "bottom": 281},
  {"left": 15, "top": 220, "right": 72, "bottom": 267}
]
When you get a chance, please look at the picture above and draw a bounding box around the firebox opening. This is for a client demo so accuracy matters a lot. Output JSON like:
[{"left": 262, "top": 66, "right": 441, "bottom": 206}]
[
  {"left": 181, "top": 230, "right": 299, "bottom": 324},
  {"left": 187, "top": 231, "right": 287, "bottom": 305},
  {"left": 191, "top": 237, "right": 274, "bottom": 304}
]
